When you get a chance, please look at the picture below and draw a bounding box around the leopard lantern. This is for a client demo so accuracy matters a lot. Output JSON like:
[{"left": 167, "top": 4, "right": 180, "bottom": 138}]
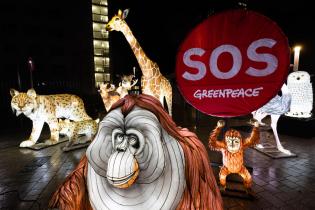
[{"left": 10, "top": 88, "right": 92, "bottom": 147}]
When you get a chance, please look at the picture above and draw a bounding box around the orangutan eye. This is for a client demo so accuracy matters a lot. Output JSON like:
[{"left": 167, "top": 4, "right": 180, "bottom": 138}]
[
  {"left": 129, "top": 135, "right": 139, "bottom": 149},
  {"left": 117, "top": 134, "right": 124, "bottom": 143}
]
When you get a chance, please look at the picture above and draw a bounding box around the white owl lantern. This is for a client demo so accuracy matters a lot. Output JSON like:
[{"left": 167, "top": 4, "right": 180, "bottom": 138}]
[{"left": 285, "top": 71, "right": 313, "bottom": 118}]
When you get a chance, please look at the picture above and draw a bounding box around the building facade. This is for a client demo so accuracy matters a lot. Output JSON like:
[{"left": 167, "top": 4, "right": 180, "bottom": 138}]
[
  {"left": 0, "top": 0, "right": 111, "bottom": 130},
  {"left": 92, "top": 0, "right": 111, "bottom": 87}
]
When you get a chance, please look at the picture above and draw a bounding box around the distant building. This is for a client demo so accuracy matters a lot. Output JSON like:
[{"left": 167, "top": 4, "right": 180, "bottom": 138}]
[
  {"left": 0, "top": 0, "right": 111, "bottom": 129},
  {"left": 92, "top": 0, "right": 111, "bottom": 87}
]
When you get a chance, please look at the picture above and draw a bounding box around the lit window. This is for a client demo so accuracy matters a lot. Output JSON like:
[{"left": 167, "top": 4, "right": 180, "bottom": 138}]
[{"left": 100, "top": 16, "right": 108, "bottom": 22}]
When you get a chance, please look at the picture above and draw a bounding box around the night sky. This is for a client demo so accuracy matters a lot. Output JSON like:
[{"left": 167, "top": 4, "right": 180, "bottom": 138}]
[{"left": 109, "top": 0, "right": 315, "bottom": 78}]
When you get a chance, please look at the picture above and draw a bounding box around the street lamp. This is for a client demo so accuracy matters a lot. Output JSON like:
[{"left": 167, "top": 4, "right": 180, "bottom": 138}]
[{"left": 28, "top": 57, "right": 34, "bottom": 88}]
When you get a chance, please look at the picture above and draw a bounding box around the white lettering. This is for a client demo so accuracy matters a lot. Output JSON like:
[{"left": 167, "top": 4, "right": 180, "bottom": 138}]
[
  {"left": 246, "top": 38, "right": 278, "bottom": 77},
  {"left": 182, "top": 48, "right": 206, "bottom": 81},
  {"left": 245, "top": 88, "right": 253, "bottom": 97},
  {"left": 210, "top": 44, "right": 242, "bottom": 79},
  {"left": 182, "top": 38, "right": 279, "bottom": 81},
  {"left": 252, "top": 87, "right": 263, "bottom": 96},
  {"left": 193, "top": 87, "right": 264, "bottom": 100}
]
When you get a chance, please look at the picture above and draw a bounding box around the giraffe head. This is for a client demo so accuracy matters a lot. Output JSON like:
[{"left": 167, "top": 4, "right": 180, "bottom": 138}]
[{"left": 105, "top": 9, "right": 129, "bottom": 32}]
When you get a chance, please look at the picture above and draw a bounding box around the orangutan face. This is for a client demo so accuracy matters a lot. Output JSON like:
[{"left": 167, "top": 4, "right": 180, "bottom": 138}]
[
  {"left": 106, "top": 128, "right": 143, "bottom": 188},
  {"left": 86, "top": 106, "right": 167, "bottom": 189},
  {"left": 225, "top": 130, "right": 242, "bottom": 153}
]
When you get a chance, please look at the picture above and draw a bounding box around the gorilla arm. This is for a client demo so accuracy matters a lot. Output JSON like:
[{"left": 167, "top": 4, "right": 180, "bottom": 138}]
[
  {"left": 208, "top": 120, "right": 226, "bottom": 150},
  {"left": 243, "top": 121, "right": 260, "bottom": 148},
  {"left": 48, "top": 156, "right": 92, "bottom": 210}
]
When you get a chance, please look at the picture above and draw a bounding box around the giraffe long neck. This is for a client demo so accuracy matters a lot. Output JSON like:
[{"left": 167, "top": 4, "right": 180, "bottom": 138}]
[{"left": 121, "top": 23, "right": 156, "bottom": 78}]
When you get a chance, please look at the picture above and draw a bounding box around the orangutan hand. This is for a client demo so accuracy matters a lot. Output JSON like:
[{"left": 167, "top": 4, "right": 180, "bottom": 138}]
[{"left": 217, "top": 120, "right": 225, "bottom": 128}]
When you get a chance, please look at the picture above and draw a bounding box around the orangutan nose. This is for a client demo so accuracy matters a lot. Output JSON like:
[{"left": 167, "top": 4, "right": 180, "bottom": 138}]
[{"left": 116, "top": 137, "right": 128, "bottom": 152}]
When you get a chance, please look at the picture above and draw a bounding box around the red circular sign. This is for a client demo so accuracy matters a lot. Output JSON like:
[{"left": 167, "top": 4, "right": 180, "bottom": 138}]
[{"left": 176, "top": 9, "right": 290, "bottom": 117}]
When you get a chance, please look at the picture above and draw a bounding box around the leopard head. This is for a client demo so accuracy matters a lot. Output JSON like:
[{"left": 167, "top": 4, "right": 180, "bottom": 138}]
[{"left": 10, "top": 88, "right": 38, "bottom": 117}]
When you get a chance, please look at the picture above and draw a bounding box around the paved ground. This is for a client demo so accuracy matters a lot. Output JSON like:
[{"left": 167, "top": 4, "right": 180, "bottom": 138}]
[{"left": 0, "top": 113, "right": 315, "bottom": 210}]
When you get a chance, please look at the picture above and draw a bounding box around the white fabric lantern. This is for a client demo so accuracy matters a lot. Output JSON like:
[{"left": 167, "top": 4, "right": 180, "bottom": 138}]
[{"left": 285, "top": 71, "right": 313, "bottom": 118}]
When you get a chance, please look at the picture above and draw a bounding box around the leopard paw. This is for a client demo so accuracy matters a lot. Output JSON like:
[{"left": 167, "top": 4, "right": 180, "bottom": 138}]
[{"left": 20, "top": 140, "right": 35, "bottom": 147}]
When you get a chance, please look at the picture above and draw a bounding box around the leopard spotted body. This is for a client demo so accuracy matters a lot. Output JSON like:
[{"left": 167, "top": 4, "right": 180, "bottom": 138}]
[
  {"left": 10, "top": 88, "right": 91, "bottom": 147},
  {"left": 59, "top": 118, "right": 99, "bottom": 148}
]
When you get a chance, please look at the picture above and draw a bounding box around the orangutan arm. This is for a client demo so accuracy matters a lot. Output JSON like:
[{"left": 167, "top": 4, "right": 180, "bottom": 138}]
[
  {"left": 177, "top": 129, "right": 223, "bottom": 210},
  {"left": 48, "top": 156, "right": 92, "bottom": 210},
  {"left": 208, "top": 120, "right": 226, "bottom": 150},
  {"left": 243, "top": 121, "right": 260, "bottom": 148}
]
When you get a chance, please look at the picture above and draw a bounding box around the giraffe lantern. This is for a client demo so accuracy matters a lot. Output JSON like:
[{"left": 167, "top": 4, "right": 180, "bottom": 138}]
[{"left": 106, "top": 9, "right": 173, "bottom": 116}]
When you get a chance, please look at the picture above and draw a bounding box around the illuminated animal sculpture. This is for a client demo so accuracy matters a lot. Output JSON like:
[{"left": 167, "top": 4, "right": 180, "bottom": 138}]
[
  {"left": 209, "top": 120, "right": 259, "bottom": 190},
  {"left": 58, "top": 118, "right": 99, "bottom": 149},
  {"left": 116, "top": 74, "right": 138, "bottom": 98},
  {"left": 106, "top": 9, "right": 173, "bottom": 116},
  {"left": 252, "top": 83, "right": 291, "bottom": 154},
  {"left": 49, "top": 94, "right": 223, "bottom": 210},
  {"left": 286, "top": 71, "right": 313, "bottom": 118},
  {"left": 10, "top": 88, "right": 91, "bottom": 147},
  {"left": 99, "top": 83, "right": 120, "bottom": 112}
]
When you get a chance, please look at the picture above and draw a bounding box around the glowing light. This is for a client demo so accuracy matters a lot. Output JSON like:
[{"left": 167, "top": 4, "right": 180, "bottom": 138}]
[{"left": 293, "top": 45, "right": 301, "bottom": 71}]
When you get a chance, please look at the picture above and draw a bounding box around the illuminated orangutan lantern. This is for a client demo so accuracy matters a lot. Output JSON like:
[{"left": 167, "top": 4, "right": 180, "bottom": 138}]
[
  {"left": 209, "top": 120, "right": 259, "bottom": 191},
  {"left": 49, "top": 94, "right": 223, "bottom": 210},
  {"left": 285, "top": 71, "right": 313, "bottom": 118}
]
